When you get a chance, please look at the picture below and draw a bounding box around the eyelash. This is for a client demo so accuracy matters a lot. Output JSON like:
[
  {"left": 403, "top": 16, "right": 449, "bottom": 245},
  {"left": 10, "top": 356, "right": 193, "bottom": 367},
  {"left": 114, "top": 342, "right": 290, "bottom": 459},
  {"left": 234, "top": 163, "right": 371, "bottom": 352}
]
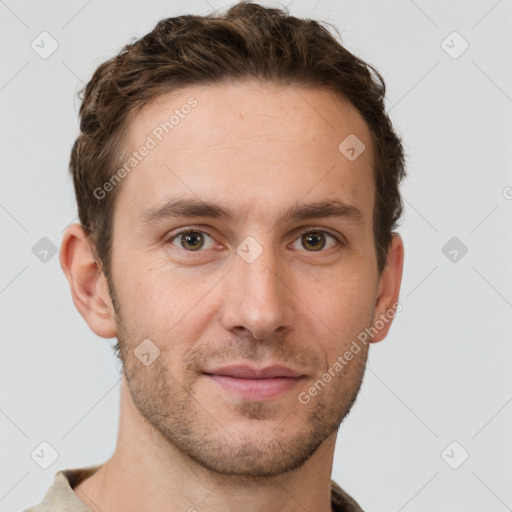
[{"left": 165, "top": 227, "right": 344, "bottom": 253}]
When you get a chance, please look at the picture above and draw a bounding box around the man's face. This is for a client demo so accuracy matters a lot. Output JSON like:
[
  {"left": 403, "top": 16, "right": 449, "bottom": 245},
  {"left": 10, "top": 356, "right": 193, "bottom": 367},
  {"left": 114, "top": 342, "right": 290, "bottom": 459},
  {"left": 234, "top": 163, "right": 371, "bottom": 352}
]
[{"left": 108, "top": 80, "right": 380, "bottom": 477}]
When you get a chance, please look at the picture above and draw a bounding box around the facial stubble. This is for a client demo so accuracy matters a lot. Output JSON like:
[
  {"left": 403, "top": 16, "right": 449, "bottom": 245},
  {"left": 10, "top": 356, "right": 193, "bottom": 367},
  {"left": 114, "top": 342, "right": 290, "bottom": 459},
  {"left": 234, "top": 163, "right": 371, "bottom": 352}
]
[{"left": 108, "top": 278, "right": 370, "bottom": 479}]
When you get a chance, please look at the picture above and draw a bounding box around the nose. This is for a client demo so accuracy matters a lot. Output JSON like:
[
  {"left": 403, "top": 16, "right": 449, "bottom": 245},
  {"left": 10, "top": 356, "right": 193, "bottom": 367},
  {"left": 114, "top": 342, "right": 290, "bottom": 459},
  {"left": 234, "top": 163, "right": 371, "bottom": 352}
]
[{"left": 219, "top": 241, "right": 295, "bottom": 340}]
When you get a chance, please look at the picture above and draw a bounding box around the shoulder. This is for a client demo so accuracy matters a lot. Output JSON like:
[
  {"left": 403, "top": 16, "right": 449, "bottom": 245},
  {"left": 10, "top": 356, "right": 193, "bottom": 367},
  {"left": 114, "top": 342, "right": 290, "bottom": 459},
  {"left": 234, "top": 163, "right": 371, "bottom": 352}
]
[
  {"left": 331, "top": 479, "right": 365, "bottom": 512},
  {"left": 21, "top": 465, "right": 102, "bottom": 512}
]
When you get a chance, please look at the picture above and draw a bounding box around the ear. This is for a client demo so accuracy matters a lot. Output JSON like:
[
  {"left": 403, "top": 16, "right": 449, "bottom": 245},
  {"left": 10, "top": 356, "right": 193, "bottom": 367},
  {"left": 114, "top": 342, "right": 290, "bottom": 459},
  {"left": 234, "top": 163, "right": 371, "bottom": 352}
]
[
  {"left": 59, "top": 223, "right": 117, "bottom": 339},
  {"left": 370, "top": 233, "right": 404, "bottom": 344}
]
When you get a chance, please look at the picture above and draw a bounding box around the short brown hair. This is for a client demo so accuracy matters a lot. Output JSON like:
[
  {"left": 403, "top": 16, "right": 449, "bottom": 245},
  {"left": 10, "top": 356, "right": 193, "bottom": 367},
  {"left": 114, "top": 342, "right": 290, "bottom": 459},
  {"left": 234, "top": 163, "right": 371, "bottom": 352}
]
[{"left": 70, "top": 0, "right": 406, "bottom": 280}]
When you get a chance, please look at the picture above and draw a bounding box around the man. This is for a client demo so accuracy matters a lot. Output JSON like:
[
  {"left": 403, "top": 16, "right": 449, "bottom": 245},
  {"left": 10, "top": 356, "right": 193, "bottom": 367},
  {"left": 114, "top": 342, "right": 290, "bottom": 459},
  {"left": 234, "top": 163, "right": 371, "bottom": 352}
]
[{"left": 24, "top": 1, "right": 405, "bottom": 511}]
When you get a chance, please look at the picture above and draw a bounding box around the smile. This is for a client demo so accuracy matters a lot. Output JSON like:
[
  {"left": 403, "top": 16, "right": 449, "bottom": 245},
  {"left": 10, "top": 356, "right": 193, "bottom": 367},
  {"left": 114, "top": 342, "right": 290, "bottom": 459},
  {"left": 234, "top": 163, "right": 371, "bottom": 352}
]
[{"left": 204, "top": 374, "right": 305, "bottom": 400}]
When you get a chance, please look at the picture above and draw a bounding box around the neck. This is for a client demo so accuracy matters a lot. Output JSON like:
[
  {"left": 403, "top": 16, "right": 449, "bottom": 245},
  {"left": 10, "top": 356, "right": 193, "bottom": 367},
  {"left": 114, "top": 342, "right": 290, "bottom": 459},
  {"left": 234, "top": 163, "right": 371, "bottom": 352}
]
[{"left": 73, "top": 376, "right": 337, "bottom": 512}]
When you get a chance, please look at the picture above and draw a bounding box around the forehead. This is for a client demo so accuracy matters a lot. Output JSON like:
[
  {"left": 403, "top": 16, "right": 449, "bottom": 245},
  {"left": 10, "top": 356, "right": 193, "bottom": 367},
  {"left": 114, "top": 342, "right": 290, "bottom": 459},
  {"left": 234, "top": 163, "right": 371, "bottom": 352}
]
[{"left": 116, "top": 80, "right": 374, "bottom": 225}]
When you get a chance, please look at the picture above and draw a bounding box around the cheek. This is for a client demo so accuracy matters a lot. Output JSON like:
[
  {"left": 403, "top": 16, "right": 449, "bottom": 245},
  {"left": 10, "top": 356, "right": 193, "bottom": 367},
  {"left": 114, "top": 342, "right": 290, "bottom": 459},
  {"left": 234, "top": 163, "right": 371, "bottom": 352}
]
[
  {"left": 115, "top": 262, "right": 174, "bottom": 329},
  {"left": 118, "top": 260, "right": 217, "bottom": 342},
  {"left": 299, "top": 270, "right": 375, "bottom": 352}
]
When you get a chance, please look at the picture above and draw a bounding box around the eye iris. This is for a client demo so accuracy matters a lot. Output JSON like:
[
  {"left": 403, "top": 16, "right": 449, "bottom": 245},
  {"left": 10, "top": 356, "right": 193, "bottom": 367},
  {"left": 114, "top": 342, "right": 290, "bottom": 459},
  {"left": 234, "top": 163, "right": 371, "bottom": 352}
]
[
  {"left": 302, "top": 231, "right": 325, "bottom": 251},
  {"left": 181, "top": 231, "right": 204, "bottom": 250}
]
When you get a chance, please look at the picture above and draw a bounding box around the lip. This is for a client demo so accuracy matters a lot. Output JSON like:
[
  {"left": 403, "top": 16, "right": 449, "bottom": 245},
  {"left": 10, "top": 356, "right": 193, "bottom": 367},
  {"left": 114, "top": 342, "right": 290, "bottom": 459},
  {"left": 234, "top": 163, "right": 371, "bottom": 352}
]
[
  {"left": 203, "top": 364, "right": 305, "bottom": 400},
  {"left": 204, "top": 364, "right": 304, "bottom": 379}
]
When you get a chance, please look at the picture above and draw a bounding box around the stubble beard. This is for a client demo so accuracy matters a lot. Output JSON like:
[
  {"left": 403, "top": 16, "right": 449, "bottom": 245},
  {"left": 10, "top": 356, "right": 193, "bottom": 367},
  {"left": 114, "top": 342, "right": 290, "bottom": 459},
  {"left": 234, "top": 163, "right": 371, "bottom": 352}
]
[{"left": 109, "top": 284, "right": 369, "bottom": 479}]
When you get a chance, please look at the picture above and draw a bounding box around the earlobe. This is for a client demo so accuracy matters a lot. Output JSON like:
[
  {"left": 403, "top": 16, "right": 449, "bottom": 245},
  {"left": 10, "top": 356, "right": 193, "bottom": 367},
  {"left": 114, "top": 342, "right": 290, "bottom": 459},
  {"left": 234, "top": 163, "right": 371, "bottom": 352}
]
[
  {"left": 370, "top": 233, "right": 404, "bottom": 344},
  {"left": 59, "top": 223, "right": 117, "bottom": 339}
]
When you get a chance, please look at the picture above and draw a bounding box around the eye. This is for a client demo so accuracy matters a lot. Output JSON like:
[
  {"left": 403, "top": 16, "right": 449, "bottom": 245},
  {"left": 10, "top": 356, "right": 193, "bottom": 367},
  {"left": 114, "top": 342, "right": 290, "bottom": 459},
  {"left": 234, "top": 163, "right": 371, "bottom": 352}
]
[
  {"left": 168, "top": 229, "right": 216, "bottom": 251},
  {"left": 166, "top": 227, "right": 342, "bottom": 254},
  {"left": 290, "top": 230, "right": 341, "bottom": 252}
]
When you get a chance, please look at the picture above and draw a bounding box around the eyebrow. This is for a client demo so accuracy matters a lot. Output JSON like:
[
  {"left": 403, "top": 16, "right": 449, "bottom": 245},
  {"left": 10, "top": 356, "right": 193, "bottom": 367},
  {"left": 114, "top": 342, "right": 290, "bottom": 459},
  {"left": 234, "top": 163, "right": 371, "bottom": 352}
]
[{"left": 136, "top": 197, "right": 365, "bottom": 229}]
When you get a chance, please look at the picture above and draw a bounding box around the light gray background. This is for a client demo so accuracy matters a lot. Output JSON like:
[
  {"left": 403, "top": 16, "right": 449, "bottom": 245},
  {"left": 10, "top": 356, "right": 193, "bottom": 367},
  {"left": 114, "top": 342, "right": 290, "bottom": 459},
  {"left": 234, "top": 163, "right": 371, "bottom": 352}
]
[{"left": 1, "top": 1, "right": 511, "bottom": 511}]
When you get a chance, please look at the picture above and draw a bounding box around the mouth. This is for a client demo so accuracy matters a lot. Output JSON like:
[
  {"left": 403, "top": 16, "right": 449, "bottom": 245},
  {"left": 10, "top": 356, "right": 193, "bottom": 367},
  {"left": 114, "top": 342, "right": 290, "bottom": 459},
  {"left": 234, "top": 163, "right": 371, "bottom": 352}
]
[{"left": 203, "top": 364, "right": 306, "bottom": 400}]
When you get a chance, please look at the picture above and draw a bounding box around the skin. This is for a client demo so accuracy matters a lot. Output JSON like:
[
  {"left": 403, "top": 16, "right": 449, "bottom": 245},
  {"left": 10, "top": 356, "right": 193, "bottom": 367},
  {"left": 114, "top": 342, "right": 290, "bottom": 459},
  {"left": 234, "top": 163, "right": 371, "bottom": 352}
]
[{"left": 60, "top": 79, "right": 404, "bottom": 512}]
